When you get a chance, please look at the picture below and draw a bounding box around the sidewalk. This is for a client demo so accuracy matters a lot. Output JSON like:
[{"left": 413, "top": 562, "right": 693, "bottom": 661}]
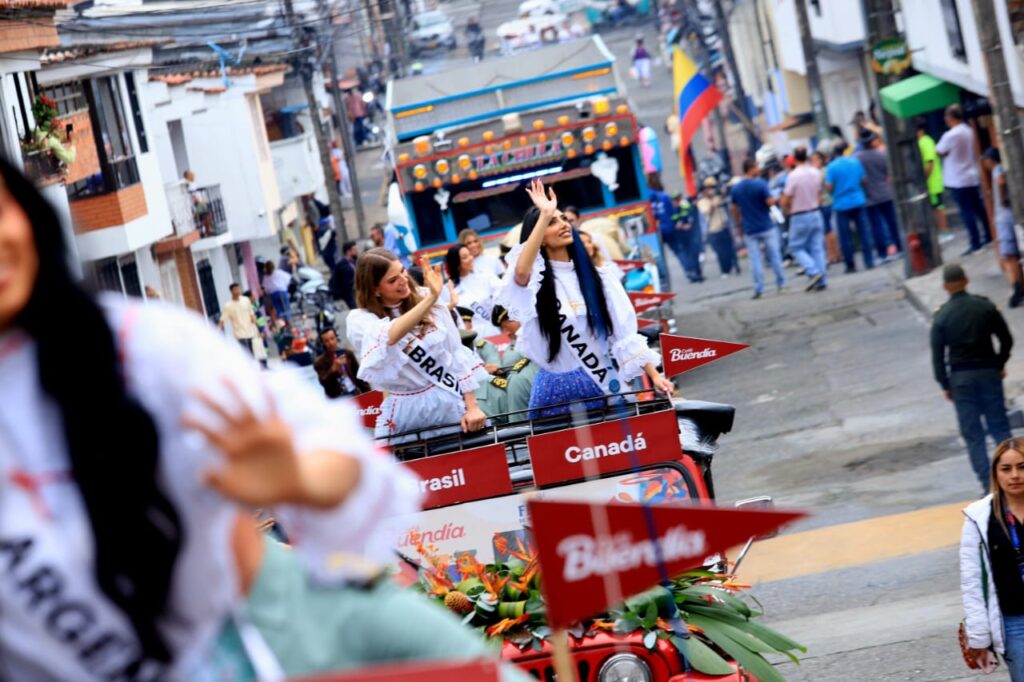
[{"left": 901, "top": 234, "right": 1024, "bottom": 407}]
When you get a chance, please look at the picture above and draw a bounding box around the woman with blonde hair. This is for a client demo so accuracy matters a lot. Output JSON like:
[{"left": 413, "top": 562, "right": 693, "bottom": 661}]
[
  {"left": 961, "top": 437, "right": 1024, "bottom": 679},
  {"left": 445, "top": 243, "right": 501, "bottom": 338},
  {"left": 458, "top": 227, "right": 505, "bottom": 279},
  {"left": 347, "top": 248, "right": 487, "bottom": 440}
]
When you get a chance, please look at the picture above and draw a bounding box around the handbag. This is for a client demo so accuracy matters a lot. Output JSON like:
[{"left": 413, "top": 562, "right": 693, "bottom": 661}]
[{"left": 958, "top": 621, "right": 982, "bottom": 669}]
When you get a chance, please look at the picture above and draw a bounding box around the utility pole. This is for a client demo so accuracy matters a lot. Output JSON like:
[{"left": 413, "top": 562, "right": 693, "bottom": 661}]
[
  {"left": 284, "top": 0, "right": 349, "bottom": 248},
  {"left": 793, "top": 0, "right": 832, "bottom": 143},
  {"left": 861, "top": 0, "right": 940, "bottom": 273},
  {"left": 327, "top": 38, "right": 366, "bottom": 233},
  {"left": 711, "top": 0, "right": 759, "bottom": 154},
  {"left": 969, "top": 0, "right": 1024, "bottom": 235}
]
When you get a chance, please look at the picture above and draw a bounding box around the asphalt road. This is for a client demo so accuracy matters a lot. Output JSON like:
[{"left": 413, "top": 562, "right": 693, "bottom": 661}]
[{"left": 383, "top": 4, "right": 1000, "bottom": 678}]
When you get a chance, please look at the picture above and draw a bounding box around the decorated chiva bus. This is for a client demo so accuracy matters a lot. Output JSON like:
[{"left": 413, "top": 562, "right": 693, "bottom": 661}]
[{"left": 384, "top": 36, "right": 669, "bottom": 290}]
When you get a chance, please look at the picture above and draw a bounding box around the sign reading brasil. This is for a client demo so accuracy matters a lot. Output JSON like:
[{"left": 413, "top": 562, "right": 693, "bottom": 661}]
[
  {"left": 526, "top": 410, "right": 680, "bottom": 487},
  {"left": 401, "top": 444, "right": 513, "bottom": 510}
]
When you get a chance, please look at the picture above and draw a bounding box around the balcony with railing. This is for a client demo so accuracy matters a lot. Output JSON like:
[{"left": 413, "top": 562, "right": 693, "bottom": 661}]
[{"left": 191, "top": 184, "right": 227, "bottom": 238}]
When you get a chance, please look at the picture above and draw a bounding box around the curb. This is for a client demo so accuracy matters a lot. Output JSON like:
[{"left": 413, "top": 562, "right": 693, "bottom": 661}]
[{"left": 892, "top": 268, "right": 936, "bottom": 320}]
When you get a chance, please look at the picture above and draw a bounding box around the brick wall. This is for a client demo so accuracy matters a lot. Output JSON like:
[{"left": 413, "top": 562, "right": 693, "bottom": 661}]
[
  {"left": 69, "top": 183, "right": 148, "bottom": 233},
  {"left": 0, "top": 18, "right": 59, "bottom": 53},
  {"left": 64, "top": 110, "right": 99, "bottom": 185}
]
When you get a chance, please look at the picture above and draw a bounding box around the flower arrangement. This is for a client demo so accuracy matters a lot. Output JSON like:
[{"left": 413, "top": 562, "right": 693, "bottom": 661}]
[
  {"left": 408, "top": 531, "right": 804, "bottom": 682},
  {"left": 21, "top": 95, "right": 75, "bottom": 170}
]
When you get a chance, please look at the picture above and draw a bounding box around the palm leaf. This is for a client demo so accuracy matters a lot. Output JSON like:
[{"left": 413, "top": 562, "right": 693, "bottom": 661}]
[{"left": 671, "top": 635, "right": 736, "bottom": 676}]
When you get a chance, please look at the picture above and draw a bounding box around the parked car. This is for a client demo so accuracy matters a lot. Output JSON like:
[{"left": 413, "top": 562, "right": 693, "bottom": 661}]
[{"left": 409, "top": 10, "right": 457, "bottom": 56}]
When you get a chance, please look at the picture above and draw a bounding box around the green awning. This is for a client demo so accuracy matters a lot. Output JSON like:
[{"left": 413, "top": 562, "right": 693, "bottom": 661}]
[{"left": 880, "top": 73, "right": 961, "bottom": 119}]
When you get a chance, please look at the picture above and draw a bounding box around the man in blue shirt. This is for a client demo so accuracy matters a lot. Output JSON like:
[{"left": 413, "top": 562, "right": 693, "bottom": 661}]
[
  {"left": 731, "top": 158, "right": 785, "bottom": 299},
  {"left": 825, "top": 142, "right": 874, "bottom": 272},
  {"left": 650, "top": 175, "right": 702, "bottom": 283}
]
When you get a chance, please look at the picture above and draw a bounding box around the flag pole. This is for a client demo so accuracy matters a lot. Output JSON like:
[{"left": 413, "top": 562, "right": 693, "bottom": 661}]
[{"left": 551, "top": 629, "right": 577, "bottom": 682}]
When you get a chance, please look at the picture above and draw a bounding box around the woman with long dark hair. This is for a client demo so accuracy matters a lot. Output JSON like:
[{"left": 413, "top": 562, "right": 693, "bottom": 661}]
[
  {"left": 445, "top": 244, "right": 501, "bottom": 338},
  {"left": 961, "top": 438, "right": 1024, "bottom": 679},
  {"left": 0, "top": 158, "right": 419, "bottom": 679},
  {"left": 347, "top": 248, "right": 487, "bottom": 440},
  {"left": 497, "top": 179, "right": 674, "bottom": 417}
]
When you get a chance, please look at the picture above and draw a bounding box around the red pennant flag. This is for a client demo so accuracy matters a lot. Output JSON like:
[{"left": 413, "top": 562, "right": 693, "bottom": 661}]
[
  {"left": 660, "top": 335, "right": 749, "bottom": 378},
  {"left": 628, "top": 291, "right": 676, "bottom": 314},
  {"left": 613, "top": 259, "right": 648, "bottom": 273},
  {"left": 528, "top": 500, "right": 806, "bottom": 628},
  {"left": 352, "top": 390, "right": 385, "bottom": 429},
  {"left": 294, "top": 659, "right": 501, "bottom": 682}
]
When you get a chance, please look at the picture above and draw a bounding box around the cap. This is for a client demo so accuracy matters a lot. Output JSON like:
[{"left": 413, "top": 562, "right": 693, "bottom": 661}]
[
  {"left": 858, "top": 128, "right": 879, "bottom": 144},
  {"left": 982, "top": 147, "right": 1001, "bottom": 163},
  {"left": 942, "top": 263, "right": 967, "bottom": 283},
  {"left": 703, "top": 176, "right": 718, "bottom": 188},
  {"left": 783, "top": 155, "right": 796, "bottom": 168},
  {"left": 291, "top": 337, "right": 308, "bottom": 352},
  {"left": 491, "top": 305, "right": 510, "bottom": 327},
  {"left": 455, "top": 306, "right": 475, "bottom": 322}
]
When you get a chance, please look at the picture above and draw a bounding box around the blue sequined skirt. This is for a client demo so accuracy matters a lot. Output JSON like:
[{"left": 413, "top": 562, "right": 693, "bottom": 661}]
[{"left": 528, "top": 367, "right": 606, "bottom": 419}]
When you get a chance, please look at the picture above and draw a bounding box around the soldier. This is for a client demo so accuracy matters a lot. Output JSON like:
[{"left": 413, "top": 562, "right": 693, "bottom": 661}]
[
  {"left": 457, "top": 306, "right": 509, "bottom": 418},
  {"left": 930, "top": 263, "right": 1014, "bottom": 491},
  {"left": 493, "top": 305, "right": 538, "bottom": 422}
]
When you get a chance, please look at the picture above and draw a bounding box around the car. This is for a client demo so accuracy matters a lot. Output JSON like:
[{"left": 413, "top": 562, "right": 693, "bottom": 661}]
[
  {"left": 377, "top": 394, "right": 801, "bottom": 681},
  {"left": 408, "top": 10, "right": 456, "bottom": 56}
]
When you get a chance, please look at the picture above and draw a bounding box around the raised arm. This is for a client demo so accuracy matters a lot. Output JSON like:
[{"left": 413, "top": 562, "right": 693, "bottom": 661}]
[
  {"left": 387, "top": 256, "right": 444, "bottom": 346},
  {"left": 514, "top": 178, "right": 558, "bottom": 287}
]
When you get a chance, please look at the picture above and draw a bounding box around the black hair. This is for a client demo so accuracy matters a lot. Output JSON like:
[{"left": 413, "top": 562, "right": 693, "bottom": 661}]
[
  {"left": 229, "top": 282, "right": 240, "bottom": 292},
  {"left": 445, "top": 244, "right": 469, "bottom": 286},
  {"left": 794, "top": 146, "right": 808, "bottom": 163},
  {"left": 742, "top": 158, "right": 758, "bottom": 174},
  {"left": 916, "top": 120, "right": 929, "bottom": 133},
  {"left": 983, "top": 147, "right": 1001, "bottom": 163},
  {"left": 519, "top": 206, "right": 614, "bottom": 362},
  {"left": 564, "top": 205, "right": 579, "bottom": 217},
  {"left": 342, "top": 240, "right": 357, "bottom": 253},
  {"left": 3, "top": 159, "right": 183, "bottom": 664},
  {"left": 946, "top": 103, "right": 964, "bottom": 121}
]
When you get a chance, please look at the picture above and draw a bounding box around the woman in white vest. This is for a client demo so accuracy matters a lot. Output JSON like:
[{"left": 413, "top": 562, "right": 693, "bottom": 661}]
[
  {"left": 0, "top": 158, "right": 420, "bottom": 680},
  {"left": 497, "top": 179, "right": 675, "bottom": 418},
  {"left": 445, "top": 243, "right": 502, "bottom": 339},
  {"left": 347, "top": 248, "right": 488, "bottom": 441}
]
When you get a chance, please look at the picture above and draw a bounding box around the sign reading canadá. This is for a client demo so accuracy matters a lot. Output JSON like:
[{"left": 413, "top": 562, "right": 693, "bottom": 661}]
[
  {"left": 473, "top": 140, "right": 563, "bottom": 173},
  {"left": 526, "top": 410, "right": 679, "bottom": 486}
]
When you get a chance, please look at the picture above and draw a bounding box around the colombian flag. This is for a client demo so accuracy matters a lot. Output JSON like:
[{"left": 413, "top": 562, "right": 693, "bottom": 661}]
[{"left": 673, "top": 47, "right": 723, "bottom": 196}]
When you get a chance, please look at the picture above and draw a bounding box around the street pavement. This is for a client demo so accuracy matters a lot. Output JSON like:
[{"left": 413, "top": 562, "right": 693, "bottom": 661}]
[{"left": 343, "top": 4, "right": 1013, "bottom": 678}]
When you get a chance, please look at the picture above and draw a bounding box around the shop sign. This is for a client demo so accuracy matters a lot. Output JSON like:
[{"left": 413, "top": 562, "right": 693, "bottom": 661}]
[
  {"left": 871, "top": 37, "right": 911, "bottom": 75},
  {"left": 473, "top": 140, "right": 563, "bottom": 173}
]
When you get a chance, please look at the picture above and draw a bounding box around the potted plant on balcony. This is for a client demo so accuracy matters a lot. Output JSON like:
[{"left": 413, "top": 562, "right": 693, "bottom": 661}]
[{"left": 20, "top": 95, "right": 75, "bottom": 183}]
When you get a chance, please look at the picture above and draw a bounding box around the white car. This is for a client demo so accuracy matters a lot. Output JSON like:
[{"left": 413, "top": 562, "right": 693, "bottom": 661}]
[{"left": 409, "top": 11, "right": 456, "bottom": 56}]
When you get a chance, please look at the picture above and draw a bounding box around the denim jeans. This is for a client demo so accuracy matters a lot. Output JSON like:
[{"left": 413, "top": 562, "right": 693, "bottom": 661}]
[
  {"left": 788, "top": 211, "right": 827, "bottom": 285},
  {"left": 664, "top": 229, "right": 702, "bottom": 282},
  {"left": 950, "top": 369, "right": 1011, "bottom": 490},
  {"left": 708, "top": 229, "right": 739, "bottom": 274},
  {"left": 744, "top": 228, "right": 785, "bottom": 294},
  {"left": 269, "top": 290, "right": 291, "bottom": 321},
  {"left": 1004, "top": 614, "right": 1024, "bottom": 682},
  {"left": 866, "top": 200, "right": 903, "bottom": 256},
  {"left": 950, "top": 185, "right": 992, "bottom": 250},
  {"left": 834, "top": 206, "right": 875, "bottom": 270}
]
